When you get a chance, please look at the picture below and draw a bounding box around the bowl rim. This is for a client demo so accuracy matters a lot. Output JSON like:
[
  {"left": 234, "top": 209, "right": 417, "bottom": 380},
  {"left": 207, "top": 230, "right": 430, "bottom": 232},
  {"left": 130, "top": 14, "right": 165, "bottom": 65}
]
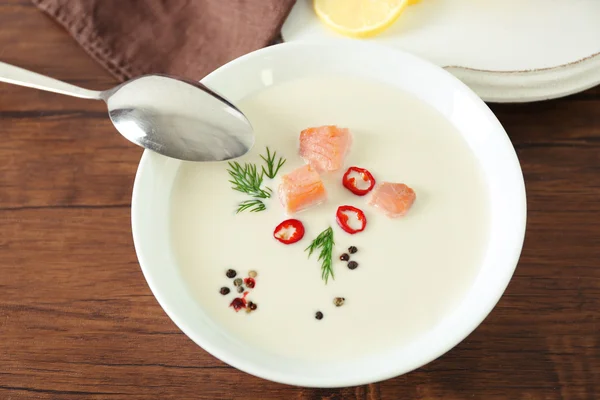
[{"left": 131, "top": 41, "right": 527, "bottom": 387}]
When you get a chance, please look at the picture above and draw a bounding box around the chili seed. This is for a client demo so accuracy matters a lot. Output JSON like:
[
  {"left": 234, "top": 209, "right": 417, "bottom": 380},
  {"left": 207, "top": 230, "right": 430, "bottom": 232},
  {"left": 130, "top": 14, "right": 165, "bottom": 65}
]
[
  {"left": 233, "top": 278, "right": 243, "bottom": 287},
  {"left": 315, "top": 311, "right": 324, "bottom": 320},
  {"left": 248, "top": 270, "right": 257, "bottom": 278},
  {"left": 219, "top": 287, "right": 230, "bottom": 295},
  {"left": 226, "top": 269, "right": 237, "bottom": 278},
  {"left": 339, "top": 253, "right": 350, "bottom": 261},
  {"left": 347, "top": 261, "right": 359, "bottom": 270},
  {"left": 333, "top": 297, "right": 345, "bottom": 307},
  {"left": 237, "top": 286, "right": 245, "bottom": 293},
  {"left": 348, "top": 246, "right": 358, "bottom": 254}
]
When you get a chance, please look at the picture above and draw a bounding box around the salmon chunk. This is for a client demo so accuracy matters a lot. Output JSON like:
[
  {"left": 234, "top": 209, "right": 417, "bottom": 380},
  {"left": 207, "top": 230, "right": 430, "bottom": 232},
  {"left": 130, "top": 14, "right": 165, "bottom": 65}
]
[
  {"left": 278, "top": 165, "right": 327, "bottom": 214},
  {"left": 369, "top": 182, "right": 416, "bottom": 218},
  {"left": 299, "top": 125, "right": 351, "bottom": 172}
]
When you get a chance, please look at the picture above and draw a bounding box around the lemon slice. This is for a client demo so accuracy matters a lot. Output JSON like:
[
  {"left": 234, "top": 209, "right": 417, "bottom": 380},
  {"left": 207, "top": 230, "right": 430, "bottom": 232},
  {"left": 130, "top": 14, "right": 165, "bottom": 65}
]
[{"left": 314, "top": 0, "right": 414, "bottom": 38}]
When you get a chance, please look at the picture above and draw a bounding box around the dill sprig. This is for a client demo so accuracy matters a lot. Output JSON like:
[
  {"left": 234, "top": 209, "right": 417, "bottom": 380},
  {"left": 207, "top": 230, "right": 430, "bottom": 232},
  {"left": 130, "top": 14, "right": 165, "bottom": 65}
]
[
  {"left": 236, "top": 199, "right": 266, "bottom": 213},
  {"left": 305, "top": 227, "right": 335, "bottom": 284},
  {"left": 227, "top": 161, "right": 272, "bottom": 199},
  {"left": 260, "top": 147, "right": 286, "bottom": 179}
]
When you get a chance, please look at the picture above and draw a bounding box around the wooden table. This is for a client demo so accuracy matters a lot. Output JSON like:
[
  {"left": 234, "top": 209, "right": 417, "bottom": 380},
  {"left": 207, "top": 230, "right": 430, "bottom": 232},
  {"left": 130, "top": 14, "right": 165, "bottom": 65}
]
[{"left": 1, "top": 1, "right": 599, "bottom": 399}]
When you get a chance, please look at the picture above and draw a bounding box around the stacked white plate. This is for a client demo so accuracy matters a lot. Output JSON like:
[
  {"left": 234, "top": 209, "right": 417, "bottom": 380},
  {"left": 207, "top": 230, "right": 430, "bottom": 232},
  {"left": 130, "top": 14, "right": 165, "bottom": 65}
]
[{"left": 282, "top": 0, "right": 600, "bottom": 102}]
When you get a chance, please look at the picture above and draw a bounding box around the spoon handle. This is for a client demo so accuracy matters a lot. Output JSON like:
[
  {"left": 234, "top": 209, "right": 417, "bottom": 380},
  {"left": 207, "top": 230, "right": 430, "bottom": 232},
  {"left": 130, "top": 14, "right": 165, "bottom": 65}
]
[{"left": 0, "top": 61, "right": 102, "bottom": 100}]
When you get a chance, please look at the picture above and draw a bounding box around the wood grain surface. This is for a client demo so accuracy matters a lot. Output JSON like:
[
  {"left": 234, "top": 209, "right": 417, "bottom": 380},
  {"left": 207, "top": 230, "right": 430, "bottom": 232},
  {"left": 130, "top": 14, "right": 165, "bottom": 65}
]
[{"left": 1, "top": 1, "right": 599, "bottom": 399}]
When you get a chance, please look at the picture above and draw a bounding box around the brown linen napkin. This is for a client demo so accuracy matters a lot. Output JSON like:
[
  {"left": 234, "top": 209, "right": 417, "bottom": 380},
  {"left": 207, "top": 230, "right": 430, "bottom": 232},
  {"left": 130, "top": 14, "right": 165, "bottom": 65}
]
[{"left": 32, "top": 0, "right": 296, "bottom": 82}]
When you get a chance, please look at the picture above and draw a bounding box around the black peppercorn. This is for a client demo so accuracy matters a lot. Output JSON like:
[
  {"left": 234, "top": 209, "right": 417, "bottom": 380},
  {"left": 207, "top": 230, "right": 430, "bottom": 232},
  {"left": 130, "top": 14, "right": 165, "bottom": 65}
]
[
  {"left": 226, "top": 269, "right": 237, "bottom": 278},
  {"left": 347, "top": 261, "right": 358, "bottom": 270},
  {"left": 249, "top": 302, "right": 257, "bottom": 311},
  {"left": 348, "top": 246, "right": 358, "bottom": 254},
  {"left": 340, "top": 253, "right": 350, "bottom": 261},
  {"left": 315, "top": 311, "right": 323, "bottom": 320},
  {"left": 219, "top": 287, "right": 230, "bottom": 295}
]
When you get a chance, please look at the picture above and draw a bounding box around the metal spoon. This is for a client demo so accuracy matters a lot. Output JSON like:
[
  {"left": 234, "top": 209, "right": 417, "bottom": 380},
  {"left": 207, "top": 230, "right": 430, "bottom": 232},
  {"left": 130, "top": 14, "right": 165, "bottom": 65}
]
[{"left": 0, "top": 61, "right": 254, "bottom": 162}]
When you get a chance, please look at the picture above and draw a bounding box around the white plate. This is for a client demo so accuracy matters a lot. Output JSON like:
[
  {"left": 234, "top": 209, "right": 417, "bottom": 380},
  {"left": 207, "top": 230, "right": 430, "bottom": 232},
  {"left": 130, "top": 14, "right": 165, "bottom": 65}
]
[
  {"left": 131, "top": 42, "right": 526, "bottom": 387},
  {"left": 282, "top": 0, "right": 600, "bottom": 103}
]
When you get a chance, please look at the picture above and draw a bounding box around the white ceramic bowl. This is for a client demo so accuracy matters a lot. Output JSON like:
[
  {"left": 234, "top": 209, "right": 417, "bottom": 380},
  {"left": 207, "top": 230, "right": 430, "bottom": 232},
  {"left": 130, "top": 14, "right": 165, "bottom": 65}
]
[{"left": 131, "top": 42, "right": 526, "bottom": 387}]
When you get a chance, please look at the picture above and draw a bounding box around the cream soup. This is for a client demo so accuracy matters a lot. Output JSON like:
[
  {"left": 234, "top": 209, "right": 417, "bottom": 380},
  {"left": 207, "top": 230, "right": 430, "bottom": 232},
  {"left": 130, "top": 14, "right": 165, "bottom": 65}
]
[{"left": 170, "top": 76, "right": 490, "bottom": 362}]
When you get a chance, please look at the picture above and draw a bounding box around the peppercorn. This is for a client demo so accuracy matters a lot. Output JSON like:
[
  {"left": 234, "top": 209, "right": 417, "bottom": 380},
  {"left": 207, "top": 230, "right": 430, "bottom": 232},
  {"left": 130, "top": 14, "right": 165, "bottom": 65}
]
[
  {"left": 219, "top": 287, "right": 230, "bottom": 295},
  {"left": 249, "top": 302, "right": 257, "bottom": 311},
  {"left": 237, "top": 286, "right": 244, "bottom": 293},
  {"left": 315, "top": 311, "right": 323, "bottom": 320},
  {"left": 226, "top": 269, "right": 237, "bottom": 278},
  {"left": 347, "top": 261, "right": 358, "bottom": 270},
  {"left": 248, "top": 270, "right": 257, "bottom": 278},
  {"left": 233, "top": 278, "right": 243, "bottom": 287},
  {"left": 230, "top": 297, "right": 245, "bottom": 312},
  {"left": 333, "top": 297, "right": 345, "bottom": 307},
  {"left": 339, "top": 253, "right": 350, "bottom": 261},
  {"left": 244, "top": 277, "right": 256, "bottom": 289},
  {"left": 348, "top": 246, "right": 358, "bottom": 254}
]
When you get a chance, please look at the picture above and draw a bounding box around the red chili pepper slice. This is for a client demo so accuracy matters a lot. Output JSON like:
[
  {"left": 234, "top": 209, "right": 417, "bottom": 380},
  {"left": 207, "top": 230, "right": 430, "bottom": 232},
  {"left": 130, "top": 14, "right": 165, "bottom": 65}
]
[
  {"left": 336, "top": 205, "right": 367, "bottom": 234},
  {"left": 342, "top": 167, "right": 376, "bottom": 196},
  {"left": 273, "top": 219, "right": 305, "bottom": 244}
]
